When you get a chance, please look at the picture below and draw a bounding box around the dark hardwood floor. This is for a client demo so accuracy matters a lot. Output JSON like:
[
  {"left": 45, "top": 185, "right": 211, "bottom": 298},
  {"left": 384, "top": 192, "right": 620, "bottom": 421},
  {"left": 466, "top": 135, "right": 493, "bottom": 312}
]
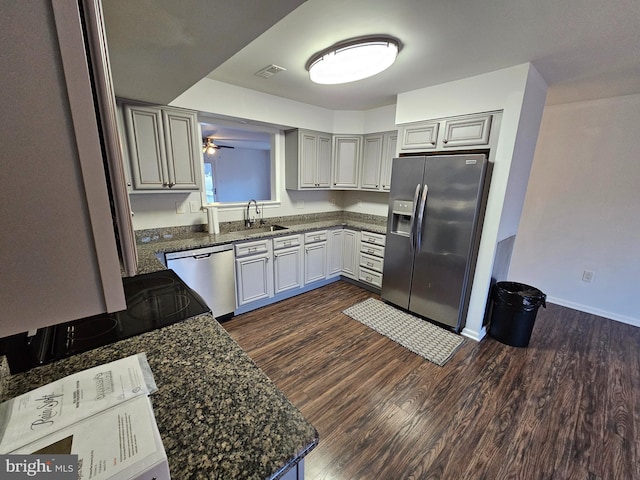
[{"left": 222, "top": 281, "right": 640, "bottom": 480}]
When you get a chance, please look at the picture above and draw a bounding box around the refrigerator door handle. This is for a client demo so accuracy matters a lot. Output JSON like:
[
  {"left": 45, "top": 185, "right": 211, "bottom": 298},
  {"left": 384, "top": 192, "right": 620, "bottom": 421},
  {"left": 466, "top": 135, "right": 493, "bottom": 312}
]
[
  {"left": 416, "top": 184, "right": 429, "bottom": 251},
  {"left": 409, "top": 184, "right": 421, "bottom": 252}
]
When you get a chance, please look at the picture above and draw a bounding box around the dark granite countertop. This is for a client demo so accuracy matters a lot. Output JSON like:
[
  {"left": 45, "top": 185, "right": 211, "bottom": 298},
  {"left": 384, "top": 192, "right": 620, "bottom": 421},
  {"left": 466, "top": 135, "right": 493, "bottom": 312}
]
[
  {"left": 0, "top": 315, "right": 318, "bottom": 480},
  {"left": 136, "top": 214, "right": 387, "bottom": 275}
]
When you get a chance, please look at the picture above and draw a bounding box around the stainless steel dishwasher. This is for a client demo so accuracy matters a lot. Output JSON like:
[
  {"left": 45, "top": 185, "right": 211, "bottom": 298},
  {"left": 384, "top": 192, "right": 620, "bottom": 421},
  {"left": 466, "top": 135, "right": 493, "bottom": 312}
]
[{"left": 165, "top": 244, "right": 236, "bottom": 319}]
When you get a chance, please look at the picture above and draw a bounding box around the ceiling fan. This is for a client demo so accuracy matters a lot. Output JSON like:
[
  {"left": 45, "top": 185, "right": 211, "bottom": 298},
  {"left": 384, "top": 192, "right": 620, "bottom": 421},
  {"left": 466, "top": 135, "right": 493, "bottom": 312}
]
[{"left": 202, "top": 138, "right": 235, "bottom": 155}]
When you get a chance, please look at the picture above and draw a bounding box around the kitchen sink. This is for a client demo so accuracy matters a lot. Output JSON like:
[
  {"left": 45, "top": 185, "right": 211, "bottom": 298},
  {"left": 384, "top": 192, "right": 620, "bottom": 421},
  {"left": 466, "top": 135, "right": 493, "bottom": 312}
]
[{"left": 245, "top": 224, "right": 289, "bottom": 233}]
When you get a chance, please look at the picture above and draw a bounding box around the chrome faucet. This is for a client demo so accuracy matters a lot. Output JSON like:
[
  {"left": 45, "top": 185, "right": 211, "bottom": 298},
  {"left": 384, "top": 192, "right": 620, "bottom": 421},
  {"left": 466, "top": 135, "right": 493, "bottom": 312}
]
[{"left": 246, "top": 199, "right": 260, "bottom": 228}]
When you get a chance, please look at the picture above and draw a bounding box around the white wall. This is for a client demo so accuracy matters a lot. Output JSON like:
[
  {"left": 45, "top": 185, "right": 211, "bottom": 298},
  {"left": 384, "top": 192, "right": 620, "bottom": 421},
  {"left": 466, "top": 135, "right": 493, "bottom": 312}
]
[
  {"left": 510, "top": 94, "right": 640, "bottom": 326},
  {"left": 172, "top": 78, "right": 335, "bottom": 132},
  {"left": 395, "top": 63, "right": 548, "bottom": 340},
  {"left": 209, "top": 148, "right": 270, "bottom": 202}
]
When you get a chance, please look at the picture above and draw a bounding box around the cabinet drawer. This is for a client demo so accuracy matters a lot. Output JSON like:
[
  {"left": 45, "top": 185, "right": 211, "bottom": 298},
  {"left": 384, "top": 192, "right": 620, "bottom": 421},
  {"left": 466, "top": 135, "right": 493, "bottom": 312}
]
[
  {"left": 359, "top": 252, "right": 383, "bottom": 273},
  {"left": 304, "top": 230, "right": 328, "bottom": 244},
  {"left": 360, "top": 242, "right": 384, "bottom": 258},
  {"left": 359, "top": 267, "right": 383, "bottom": 288},
  {"left": 273, "top": 234, "right": 301, "bottom": 250},
  {"left": 360, "top": 231, "right": 386, "bottom": 246},
  {"left": 234, "top": 239, "right": 270, "bottom": 257}
]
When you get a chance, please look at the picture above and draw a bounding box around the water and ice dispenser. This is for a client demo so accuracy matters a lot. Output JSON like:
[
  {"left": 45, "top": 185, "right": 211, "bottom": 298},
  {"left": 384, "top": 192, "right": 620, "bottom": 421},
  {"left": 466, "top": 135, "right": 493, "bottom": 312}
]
[{"left": 390, "top": 200, "right": 414, "bottom": 236}]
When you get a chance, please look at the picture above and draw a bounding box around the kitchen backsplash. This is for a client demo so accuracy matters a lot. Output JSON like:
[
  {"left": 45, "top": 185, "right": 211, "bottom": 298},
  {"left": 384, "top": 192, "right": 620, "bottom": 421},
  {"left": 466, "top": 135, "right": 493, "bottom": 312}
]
[{"left": 135, "top": 211, "right": 387, "bottom": 244}]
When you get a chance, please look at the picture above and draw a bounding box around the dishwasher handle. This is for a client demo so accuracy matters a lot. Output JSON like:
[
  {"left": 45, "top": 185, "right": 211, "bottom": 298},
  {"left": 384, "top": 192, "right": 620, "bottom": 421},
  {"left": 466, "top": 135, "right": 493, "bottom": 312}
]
[{"left": 165, "top": 243, "right": 233, "bottom": 261}]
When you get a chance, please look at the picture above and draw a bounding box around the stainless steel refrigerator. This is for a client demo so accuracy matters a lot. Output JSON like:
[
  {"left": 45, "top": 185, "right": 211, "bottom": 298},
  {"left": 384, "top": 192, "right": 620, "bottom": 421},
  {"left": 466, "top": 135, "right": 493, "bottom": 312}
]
[{"left": 381, "top": 154, "right": 490, "bottom": 332}]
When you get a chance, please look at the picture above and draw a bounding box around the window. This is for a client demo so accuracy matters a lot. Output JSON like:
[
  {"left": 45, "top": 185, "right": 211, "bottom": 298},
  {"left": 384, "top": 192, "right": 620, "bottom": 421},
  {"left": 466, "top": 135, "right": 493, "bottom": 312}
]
[{"left": 200, "top": 118, "right": 278, "bottom": 205}]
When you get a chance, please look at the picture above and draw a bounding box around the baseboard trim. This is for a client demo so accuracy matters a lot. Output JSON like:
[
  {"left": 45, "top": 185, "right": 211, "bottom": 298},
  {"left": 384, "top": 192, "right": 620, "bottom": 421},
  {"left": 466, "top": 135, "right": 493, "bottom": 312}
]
[
  {"left": 461, "top": 325, "right": 487, "bottom": 342},
  {"left": 547, "top": 296, "right": 640, "bottom": 328}
]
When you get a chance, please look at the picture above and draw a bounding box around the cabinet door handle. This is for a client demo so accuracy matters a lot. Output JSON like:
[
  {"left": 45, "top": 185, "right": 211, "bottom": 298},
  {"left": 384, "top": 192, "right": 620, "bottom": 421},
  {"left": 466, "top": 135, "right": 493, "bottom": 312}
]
[
  {"left": 431, "top": 141, "right": 436, "bottom": 145},
  {"left": 442, "top": 139, "right": 448, "bottom": 144}
]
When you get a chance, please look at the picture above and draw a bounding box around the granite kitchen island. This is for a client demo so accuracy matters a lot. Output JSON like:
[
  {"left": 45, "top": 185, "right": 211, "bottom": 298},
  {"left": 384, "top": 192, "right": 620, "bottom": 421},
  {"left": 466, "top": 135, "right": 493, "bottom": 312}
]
[{"left": 0, "top": 314, "right": 318, "bottom": 480}]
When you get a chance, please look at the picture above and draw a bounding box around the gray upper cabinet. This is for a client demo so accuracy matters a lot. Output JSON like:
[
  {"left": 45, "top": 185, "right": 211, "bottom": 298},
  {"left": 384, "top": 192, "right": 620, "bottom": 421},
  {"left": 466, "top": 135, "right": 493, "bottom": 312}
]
[
  {"left": 360, "top": 134, "right": 384, "bottom": 190},
  {"left": 442, "top": 114, "right": 492, "bottom": 148},
  {"left": 286, "top": 128, "right": 398, "bottom": 191},
  {"left": 380, "top": 131, "right": 398, "bottom": 191},
  {"left": 332, "top": 135, "right": 361, "bottom": 188},
  {"left": 399, "top": 121, "right": 439, "bottom": 150},
  {"left": 285, "top": 129, "right": 332, "bottom": 189},
  {"left": 399, "top": 112, "right": 495, "bottom": 152},
  {"left": 123, "top": 104, "right": 201, "bottom": 192},
  {"left": 360, "top": 131, "right": 398, "bottom": 191}
]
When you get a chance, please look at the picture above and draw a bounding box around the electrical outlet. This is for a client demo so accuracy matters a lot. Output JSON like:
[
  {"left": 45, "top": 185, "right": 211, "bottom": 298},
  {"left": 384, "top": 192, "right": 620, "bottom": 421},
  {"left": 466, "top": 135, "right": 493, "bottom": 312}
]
[
  {"left": 582, "top": 270, "right": 595, "bottom": 283},
  {"left": 175, "top": 201, "right": 186, "bottom": 214},
  {"left": 189, "top": 200, "right": 200, "bottom": 213}
]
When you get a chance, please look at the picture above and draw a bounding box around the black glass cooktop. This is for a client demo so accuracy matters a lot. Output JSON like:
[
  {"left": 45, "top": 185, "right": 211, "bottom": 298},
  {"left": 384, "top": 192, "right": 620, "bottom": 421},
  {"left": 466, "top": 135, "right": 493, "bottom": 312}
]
[{"left": 2, "top": 270, "right": 210, "bottom": 373}]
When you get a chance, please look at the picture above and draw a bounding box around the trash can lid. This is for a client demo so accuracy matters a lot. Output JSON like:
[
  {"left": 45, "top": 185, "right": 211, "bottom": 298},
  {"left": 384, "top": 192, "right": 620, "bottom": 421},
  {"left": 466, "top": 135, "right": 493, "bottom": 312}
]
[{"left": 494, "top": 281, "right": 547, "bottom": 309}]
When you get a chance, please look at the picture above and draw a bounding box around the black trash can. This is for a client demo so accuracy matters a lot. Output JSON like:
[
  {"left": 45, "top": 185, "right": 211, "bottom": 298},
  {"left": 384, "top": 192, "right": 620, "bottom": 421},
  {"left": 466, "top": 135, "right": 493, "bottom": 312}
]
[{"left": 489, "top": 281, "right": 546, "bottom": 347}]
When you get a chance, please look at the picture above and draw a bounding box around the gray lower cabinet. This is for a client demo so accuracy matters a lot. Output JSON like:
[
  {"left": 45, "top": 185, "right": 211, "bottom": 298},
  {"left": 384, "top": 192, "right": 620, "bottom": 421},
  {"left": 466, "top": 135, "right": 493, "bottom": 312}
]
[
  {"left": 327, "top": 229, "right": 344, "bottom": 278},
  {"left": 273, "top": 235, "right": 303, "bottom": 294},
  {"left": 304, "top": 230, "right": 328, "bottom": 284},
  {"left": 327, "top": 228, "right": 358, "bottom": 279},
  {"left": 234, "top": 239, "right": 273, "bottom": 307},
  {"left": 233, "top": 228, "right": 383, "bottom": 313},
  {"left": 358, "top": 231, "right": 386, "bottom": 288},
  {"left": 341, "top": 229, "right": 358, "bottom": 279}
]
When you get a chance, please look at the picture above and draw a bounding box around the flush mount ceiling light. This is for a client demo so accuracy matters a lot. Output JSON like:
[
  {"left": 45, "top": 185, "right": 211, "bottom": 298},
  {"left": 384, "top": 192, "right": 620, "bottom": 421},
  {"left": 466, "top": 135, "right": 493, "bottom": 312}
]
[{"left": 306, "top": 35, "right": 401, "bottom": 85}]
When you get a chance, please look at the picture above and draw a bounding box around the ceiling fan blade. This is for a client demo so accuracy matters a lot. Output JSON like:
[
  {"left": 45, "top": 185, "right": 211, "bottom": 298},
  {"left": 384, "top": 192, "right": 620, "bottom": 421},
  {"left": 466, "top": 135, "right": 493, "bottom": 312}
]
[{"left": 217, "top": 145, "right": 235, "bottom": 149}]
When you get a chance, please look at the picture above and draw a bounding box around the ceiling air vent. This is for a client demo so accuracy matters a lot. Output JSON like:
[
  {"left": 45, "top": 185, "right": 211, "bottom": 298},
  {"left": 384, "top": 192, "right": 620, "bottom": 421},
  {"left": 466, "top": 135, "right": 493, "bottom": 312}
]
[{"left": 255, "top": 64, "right": 286, "bottom": 79}]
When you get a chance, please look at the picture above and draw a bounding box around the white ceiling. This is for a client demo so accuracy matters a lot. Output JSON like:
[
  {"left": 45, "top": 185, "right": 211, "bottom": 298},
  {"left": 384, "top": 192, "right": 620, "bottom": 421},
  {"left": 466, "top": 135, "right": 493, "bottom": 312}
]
[
  {"left": 104, "top": 0, "right": 640, "bottom": 111},
  {"left": 102, "top": 0, "right": 306, "bottom": 104}
]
